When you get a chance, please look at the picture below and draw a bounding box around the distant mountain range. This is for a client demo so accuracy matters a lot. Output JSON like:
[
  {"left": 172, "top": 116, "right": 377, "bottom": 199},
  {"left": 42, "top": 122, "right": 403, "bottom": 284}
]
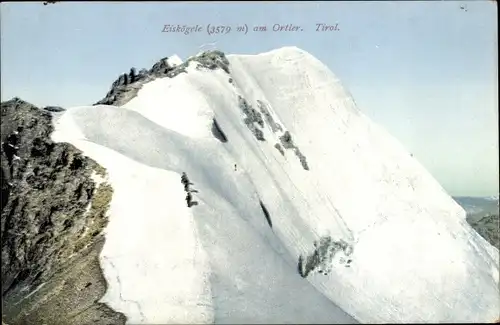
[
  {"left": 453, "top": 196, "right": 499, "bottom": 220},
  {"left": 454, "top": 196, "right": 499, "bottom": 250}
]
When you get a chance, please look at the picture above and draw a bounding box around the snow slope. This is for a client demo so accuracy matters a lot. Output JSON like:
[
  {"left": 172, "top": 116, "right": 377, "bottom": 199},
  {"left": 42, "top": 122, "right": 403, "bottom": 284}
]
[
  {"left": 167, "top": 54, "right": 183, "bottom": 67},
  {"left": 52, "top": 46, "right": 499, "bottom": 324}
]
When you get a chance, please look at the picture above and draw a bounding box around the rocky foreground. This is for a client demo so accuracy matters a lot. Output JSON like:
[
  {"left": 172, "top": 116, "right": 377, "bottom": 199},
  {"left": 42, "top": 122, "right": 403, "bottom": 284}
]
[{"left": 1, "top": 98, "right": 124, "bottom": 325}]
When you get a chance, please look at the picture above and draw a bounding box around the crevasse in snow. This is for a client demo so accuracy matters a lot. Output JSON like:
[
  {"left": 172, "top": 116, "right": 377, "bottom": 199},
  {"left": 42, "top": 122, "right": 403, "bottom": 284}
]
[{"left": 51, "top": 46, "right": 499, "bottom": 324}]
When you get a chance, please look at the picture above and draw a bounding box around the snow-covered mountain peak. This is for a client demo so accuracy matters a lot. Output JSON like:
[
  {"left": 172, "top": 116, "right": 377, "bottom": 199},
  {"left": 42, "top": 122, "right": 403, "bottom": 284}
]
[
  {"left": 238, "top": 45, "right": 308, "bottom": 57},
  {"left": 167, "top": 54, "right": 183, "bottom": 66},
  {"left": 50, "top": 47, "right": 499, "bottom": 324}
]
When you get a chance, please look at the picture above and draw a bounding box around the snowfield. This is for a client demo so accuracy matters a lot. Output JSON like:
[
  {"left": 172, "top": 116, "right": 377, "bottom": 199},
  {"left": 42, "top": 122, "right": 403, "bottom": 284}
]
[{"left": 52, "top": 46, "right": 499, "bottom": 324}]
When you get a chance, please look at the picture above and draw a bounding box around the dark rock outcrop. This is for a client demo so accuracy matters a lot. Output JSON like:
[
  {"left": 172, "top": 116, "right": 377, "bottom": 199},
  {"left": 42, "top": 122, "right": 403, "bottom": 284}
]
[
  {"left": 95, "top": 50, "right": 231, "bottom": 107},
  {"left": 468, "top": 214, "right": 500, "bottom": 250},
  {"left": 298, "top": 236, "right": 353, "bottom": 278},
  {"left": 454, "top": 197, "right": 500, "bottom": 250},
  {"left": 211, "top": 118, "right": 228, "bottom": 143},
  {"left": 192, "top": 50, "right": 230, "bottom": 74},
  {"left": 257, "top": 100, "right": 283, "bottom": 133},
  {"left": 181, "top": 172, "right": 198, "bottom": 208},
  {"left": 94, "top": 69, "right": 148, "bottom": 107},
  {"left": 1, "top": 98, "right": 124, "bottom": 325},
  {"left": 274, "top": 143, "right": 285, "bottom": 156},
  {"left": 259, "top": 201, "right": 272, "bottom": 229},
  {"left": 238, "top": 96, "right": 265, "bottom": 141},
  {"left": 149, "top": 57, "right": 177, "bottom": 77},
  {"left": 279, "top": 131, "right": 310, "bottom": 170}
]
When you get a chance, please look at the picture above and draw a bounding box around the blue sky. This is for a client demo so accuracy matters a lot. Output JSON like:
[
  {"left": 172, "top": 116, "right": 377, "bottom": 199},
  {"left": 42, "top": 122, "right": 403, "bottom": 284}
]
[{"left": 1, "top": 1, "right": 497, "bottom": 197}]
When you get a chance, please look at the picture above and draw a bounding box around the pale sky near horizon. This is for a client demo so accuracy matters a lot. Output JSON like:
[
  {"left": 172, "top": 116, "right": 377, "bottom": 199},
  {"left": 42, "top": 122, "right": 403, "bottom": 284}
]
[{"left": 1, "top": 1, "right": 498, "bottom": 197}]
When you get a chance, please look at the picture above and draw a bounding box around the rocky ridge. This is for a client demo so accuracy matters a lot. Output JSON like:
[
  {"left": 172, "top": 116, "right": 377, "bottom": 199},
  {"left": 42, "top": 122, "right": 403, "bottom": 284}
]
[
  {"left": 1, "top": 98, "right": 124, "bottom": 325},
  {"left": 95, "top": 50, "right": 230, "bottom": 107}
]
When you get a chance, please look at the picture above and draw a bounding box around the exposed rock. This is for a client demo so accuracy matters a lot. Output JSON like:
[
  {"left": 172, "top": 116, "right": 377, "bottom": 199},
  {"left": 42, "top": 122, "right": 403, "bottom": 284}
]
[
  {"left": 298, "top": 236, "right": 353, "bottom": 278},
  {"left": 279, "top": 131, "right": 310, "bottom": 170},
  {"left": 4, "top": 240, "right": 125, "bottom": 325},
  {"left": 259, "top": 201, "right": 272, "bottom": 229},
  {"left": 468, "top": 214, "right": 500, "bottom": 250},
  {"left": 280, "top": 131, "right": 294, "bottom": 149},
  {"left": 238, "top": 96, "right": 265, "bottom": 141},
  {"left": 211, "top": 118, "right": 228, "bottom": 143},
  {"left": 95, "top": 51, "right": 231, "bottom": 107},
  {"left": 181, "top": 172, "right": 198, "bottom": 208},
  {"left": 274, "top": 143, "right": 285, "bottom": 156},
  {"left": 192, "top": 50, "right": 230, "bottom": 74},
  {"left": 257, "top": 100, "right": 282, "bottom": 133},
  {"left": 149, "top": 57, "right": 177, "bottom": 77},
  {"left": 294, "top": 148, "right": 310, "bottom": 170},
  {"left": 1, "top": 98, "right": 124, "bottom": 325}
]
